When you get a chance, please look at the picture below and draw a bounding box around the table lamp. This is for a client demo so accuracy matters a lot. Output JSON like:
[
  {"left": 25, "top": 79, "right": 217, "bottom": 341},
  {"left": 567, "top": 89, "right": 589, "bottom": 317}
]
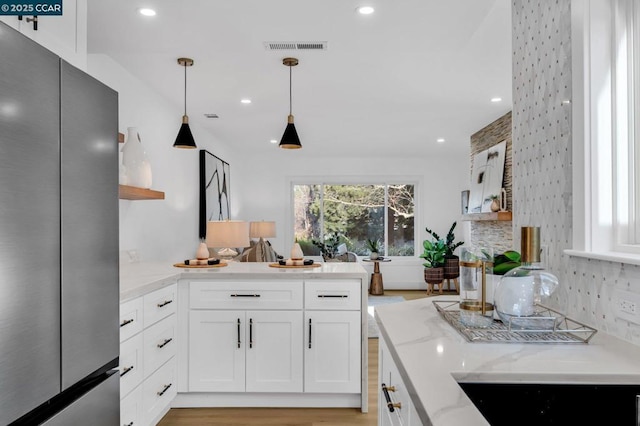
[
  {"left": 249, "top": 221, "right": 277, "bottom": 262},
  {"left": 206, "top": 220, "right": 250, "bottom": 261}
]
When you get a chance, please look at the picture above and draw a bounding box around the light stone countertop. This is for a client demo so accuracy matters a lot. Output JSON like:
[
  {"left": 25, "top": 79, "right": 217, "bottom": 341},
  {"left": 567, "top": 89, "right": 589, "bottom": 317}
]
[
  {"left": 120, "top": 261, "right": 368, "bottom": 302},
  {"left": 375, "top": 296, "right": 640, "bottom": 426}
]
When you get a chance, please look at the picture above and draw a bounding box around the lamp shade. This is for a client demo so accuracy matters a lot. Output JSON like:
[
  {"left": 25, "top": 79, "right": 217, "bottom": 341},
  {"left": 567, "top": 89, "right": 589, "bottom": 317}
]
[
  {"left": 279, "top": 118, "right": 301, "bottom": 149},
  {"left": 249, "top": 221, "right": 276, "bottom": 239},
  {"left": 206, "top": 220, "right": 250, "bottom": 248},
  {"left": 173, "top": 118, "right": 196, "bottom": 149}
]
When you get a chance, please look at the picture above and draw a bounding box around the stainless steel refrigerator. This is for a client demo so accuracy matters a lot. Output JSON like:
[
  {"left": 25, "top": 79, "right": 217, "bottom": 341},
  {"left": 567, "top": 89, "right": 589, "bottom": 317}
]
[{"left": 0, "top": 22, "right": 120, "bottom": 425}]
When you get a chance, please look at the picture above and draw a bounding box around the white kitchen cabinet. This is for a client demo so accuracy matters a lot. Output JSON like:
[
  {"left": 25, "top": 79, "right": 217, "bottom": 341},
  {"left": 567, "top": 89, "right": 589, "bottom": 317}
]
[
  {"left": 120, "top": 384, "right": 143, "bottom": 426},
  {"left": 304, "top": 311, "right": 361, "bottom": 393},
  {"left": 379, "top": 337, "right": 421, "bottom": 426},
  {"left": 188, "top": 310, "right": 245, "bottom": 392},
  {"left": 175, "top": 272, "right": 367, "bottom": 411},
  {"left": 189, "top": 309, "right": 303, "bottom": 393},
  {"left": 304, "top": 279, "right": 361, "bottom": 394},
  {"left": 120, "top": 282, "right": 177, "bottom": 426},
  {"left": 0, "top": 0, "right": 87, "bottom": 69},
  {"left": 245, "top": 310, "right": 303, "bottom": 392}
]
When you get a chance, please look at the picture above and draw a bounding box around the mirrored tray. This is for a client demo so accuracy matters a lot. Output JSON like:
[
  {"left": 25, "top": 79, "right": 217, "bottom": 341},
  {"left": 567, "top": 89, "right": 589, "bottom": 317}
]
[{"left": 433, "top": 300, "right": 597, "bottom": 344}]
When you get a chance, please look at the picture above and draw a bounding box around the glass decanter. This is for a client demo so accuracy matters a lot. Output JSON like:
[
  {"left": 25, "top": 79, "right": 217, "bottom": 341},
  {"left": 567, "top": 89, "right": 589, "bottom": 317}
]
[
  {"left": 494, "top": 227, "right": 559, "bottom": 329},
  {"left": 459, "top": 246, "right": 494, "bottom": 328}
]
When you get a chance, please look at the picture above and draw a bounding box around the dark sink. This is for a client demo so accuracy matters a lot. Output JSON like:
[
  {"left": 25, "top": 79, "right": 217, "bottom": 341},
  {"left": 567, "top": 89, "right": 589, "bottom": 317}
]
[{"left": 458, "top": 382, "right": 640, "bottom": 425}]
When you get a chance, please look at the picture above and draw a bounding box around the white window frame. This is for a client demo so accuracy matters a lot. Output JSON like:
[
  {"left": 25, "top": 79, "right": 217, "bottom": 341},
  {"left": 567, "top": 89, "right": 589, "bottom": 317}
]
[
  {"left": 569, "top": 0, "right": 640, "bottom": 264},
  {"left": 286, "top": 176, "right": 422, "bottom": 258}
]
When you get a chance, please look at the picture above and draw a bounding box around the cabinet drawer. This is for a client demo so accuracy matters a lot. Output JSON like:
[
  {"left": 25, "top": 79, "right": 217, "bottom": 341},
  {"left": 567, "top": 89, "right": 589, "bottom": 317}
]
[
  {"left": 120, "top": 383, "right": 143, "bottom": 426},
  {"left": 305, "top": 279, "right": 361, "bottom": 310},
  {"left": 119, "top": 333, "right": 143, "bottom": 399},
  {"left": 190, "top": 281, "right": 303, "bottom": 310},
  {"left": 143, "top": 283, "right": 177, "bottom": 328},
  {"left": 142, "top": 358, "right": 177, "bottom": 426},
  {"left": 143, "top": 314, "right": 177, "bottom": 379},
  {"left": 120, "top": 297, "right": 143, "bottom": 342}
]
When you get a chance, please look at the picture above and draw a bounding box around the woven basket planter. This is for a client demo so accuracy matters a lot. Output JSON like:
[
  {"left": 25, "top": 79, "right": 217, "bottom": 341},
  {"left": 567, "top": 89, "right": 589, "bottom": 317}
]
[
  {"left": 443, "top": 257, "right": 460, "bottom": 279},
  {"left": 423, "top": 267, "right": 444, "bottom": 284}
]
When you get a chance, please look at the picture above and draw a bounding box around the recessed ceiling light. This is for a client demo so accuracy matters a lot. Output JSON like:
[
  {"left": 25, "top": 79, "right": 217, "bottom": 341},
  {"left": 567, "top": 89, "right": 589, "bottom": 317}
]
[
  {"left": 491, "top": 97, "right": 502, "bottom": 103},
  {"left": 270, "top": 139, "right": 278, "bottom": 144},
  {"left": 357, "top": 6, "right": 375, "bottom": 15},
  {"left": 138, "top": 8, "right": 156, "bottom": 17},
  {"left": 437, "top": 138, "right": 445, "bottom": 143},
  {"left": 241, "top": 99, "right": 252, "bottom": 104}
]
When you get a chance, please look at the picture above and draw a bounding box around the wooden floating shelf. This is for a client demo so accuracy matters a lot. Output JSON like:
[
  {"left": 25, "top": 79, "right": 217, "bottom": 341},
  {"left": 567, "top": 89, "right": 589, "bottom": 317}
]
[
  {"left": 118, "top": 132, "right": 125, "bottom": 143},
  {"left": 461, "top": 211, "right": 512, "bottom": 222},
  {"left": 119, "top": 185, "right": 165, "bottom": 200}
]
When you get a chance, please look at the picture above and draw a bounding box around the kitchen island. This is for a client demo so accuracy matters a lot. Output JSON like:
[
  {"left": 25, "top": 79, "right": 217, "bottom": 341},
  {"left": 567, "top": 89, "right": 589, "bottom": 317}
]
[
  {"left": 119, "top": 261, "right": 369, "bottom": 426},
  {"left": 375, "top": 296, "right": 640, "bottom": 425}
]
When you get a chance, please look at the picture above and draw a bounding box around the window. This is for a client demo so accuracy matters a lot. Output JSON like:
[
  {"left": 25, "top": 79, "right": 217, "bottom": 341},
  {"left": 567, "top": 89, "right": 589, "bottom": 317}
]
[
  {"left": 293, "top": 183, "right": 415, "bottom": 257},
  {"left": 571, "top": 0, "right": 640, "bottom": 261}
]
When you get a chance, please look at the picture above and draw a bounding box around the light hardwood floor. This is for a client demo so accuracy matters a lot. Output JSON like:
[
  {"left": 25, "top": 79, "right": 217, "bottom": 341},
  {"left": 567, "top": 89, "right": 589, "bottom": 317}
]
[{"left": 158, "top": 290, "right": 431, "bottom": 426}]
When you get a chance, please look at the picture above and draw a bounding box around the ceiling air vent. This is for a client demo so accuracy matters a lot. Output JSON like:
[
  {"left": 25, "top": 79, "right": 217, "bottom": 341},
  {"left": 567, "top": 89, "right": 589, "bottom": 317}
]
[
  {"left": 204, "top": 113, "right": 219, "bottom": 119},
  {"left": 264, "top": 41, "right": 328, "bottom": 51}
]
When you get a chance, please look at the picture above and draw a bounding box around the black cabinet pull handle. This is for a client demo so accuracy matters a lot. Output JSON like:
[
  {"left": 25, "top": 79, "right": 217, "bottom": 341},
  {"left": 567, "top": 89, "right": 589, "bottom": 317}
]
[
  {"left": 157, "top": 300, "right": 173, "bottom": 308},
  {"left": 230, "top": 294, "right": 261, "bottom": 297},
  {"left": 124, "top": 422, "right": 134, "bottom": 426},
  {"left": 157, "top": 338, "right": 173, "bottom": 349},
  {"left": 237, "top": 318, "right": 241, "bottom": 348},
  {"left": 120, "top": 366, "right": 134, "bottom": 377},
  {"left": 157, "top": 383, "right": 172, "bottom": 397},
  {"left": 308, "top": 318, "right": 312, "bottom": 349},
  {"left": 120, "top": 318, "right": 134, "bottom": 327},
  {"left": 317, "top": 294, "right": 348, "bottom": 298},
  {"left": 382, "top": 383, "right": 401, "bottom": 412},
  {"left": 249, "top": 318, "right": 253, "bottom": 348}
]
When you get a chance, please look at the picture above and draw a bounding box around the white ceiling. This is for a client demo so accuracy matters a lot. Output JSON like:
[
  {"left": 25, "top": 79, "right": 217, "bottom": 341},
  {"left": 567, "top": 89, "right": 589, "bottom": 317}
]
[{"left": 87, "top": 0, "right": 512, "bottom": 158}]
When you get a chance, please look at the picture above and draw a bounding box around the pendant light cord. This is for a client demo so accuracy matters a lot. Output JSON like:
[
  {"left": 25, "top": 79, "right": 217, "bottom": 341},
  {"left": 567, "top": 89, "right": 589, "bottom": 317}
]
[
  {"left": 289, "top": 64, "right": 293, "bottom": 116},
  {"left": 184, "top": 64, "right": 187, "bottom": 116}
]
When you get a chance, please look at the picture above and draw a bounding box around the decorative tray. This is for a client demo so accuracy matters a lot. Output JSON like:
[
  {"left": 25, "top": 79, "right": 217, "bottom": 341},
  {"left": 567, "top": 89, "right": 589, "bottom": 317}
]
[
  {"left": 173, "top": 262, "right": 228, "bottom": 269},
  {"left": 268, "top": 263, "right": 321, "bottom": 269},
  {"left": 433, "top": 300, "right": 597, "bottom": 344}
]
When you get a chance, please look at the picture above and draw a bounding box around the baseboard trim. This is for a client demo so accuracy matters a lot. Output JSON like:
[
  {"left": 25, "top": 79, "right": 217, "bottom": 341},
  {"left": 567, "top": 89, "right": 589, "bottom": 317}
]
[{"left": 173, "top": 392, "right": 362, "bottom": 410}]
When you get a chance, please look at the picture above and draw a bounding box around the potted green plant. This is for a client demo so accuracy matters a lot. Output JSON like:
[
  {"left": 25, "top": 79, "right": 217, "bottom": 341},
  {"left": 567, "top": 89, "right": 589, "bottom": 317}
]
[
  {"left": 366, "top": 238, "right": 381, "bottom": 259},
  {"left": 419, "top": 239, "right": 447, "bottom": 292},
  {"left": 312, "top": 232, "right": 342, "bottom": 262},
  {"left": 426, "top": 222, "right": 464, "bottom": 285},
  {"left": 493, "top": 250, "right": 521, "bottom": 275}
]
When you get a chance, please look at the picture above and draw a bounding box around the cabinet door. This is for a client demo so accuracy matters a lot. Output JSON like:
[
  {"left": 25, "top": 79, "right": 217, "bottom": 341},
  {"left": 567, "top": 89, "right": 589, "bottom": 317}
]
[
  {"left": 245, "top": 311, "right": 303, "bottom": 393},
  {"left": 305, "top": 311, "right": 361, "bottom": 393},
  {"left": 18, "top": 0, "right": 87, "bottom": 68},
  {"left": 189, "top": 311, "right": 245, "bottom": 392}
]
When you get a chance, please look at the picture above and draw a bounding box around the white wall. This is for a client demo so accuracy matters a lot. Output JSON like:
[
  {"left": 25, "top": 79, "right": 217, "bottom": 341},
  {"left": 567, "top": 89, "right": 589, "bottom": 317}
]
[
  {"left": 87, "top": 54, "right": 238, "bottom": 262},
  {"left": 85, "top": 54, "right": 472, "bottom": 286},
  {"left": 235, "top": 152, "right": 470, "bottom": 289}
]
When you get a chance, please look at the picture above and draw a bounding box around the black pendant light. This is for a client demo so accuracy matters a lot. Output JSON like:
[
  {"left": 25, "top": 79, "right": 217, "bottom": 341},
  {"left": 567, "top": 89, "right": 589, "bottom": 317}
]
[
  {"left": 279, "top": 57, "right": 302, "bottom": 149},
  {"left": 174, "top": 57, "right": 197, "bottom": 149}
]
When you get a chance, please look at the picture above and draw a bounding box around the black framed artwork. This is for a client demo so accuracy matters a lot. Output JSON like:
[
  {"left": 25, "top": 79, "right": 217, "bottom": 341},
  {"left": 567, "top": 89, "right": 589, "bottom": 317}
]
[{"left": 199, "top": 150, "right": 230, "bottom": 239}]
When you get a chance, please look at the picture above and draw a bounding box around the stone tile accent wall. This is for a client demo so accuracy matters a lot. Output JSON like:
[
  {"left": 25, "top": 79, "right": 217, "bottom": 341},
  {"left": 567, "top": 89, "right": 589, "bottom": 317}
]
[
  {"left": 470, "top": 112, "right": 513, "bottom": 253},
  {"left": 512, "top": 0, "right": 640, "bottom": 346}
]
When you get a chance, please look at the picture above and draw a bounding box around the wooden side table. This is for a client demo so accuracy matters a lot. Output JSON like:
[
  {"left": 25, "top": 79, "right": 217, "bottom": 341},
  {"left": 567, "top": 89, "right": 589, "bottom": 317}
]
[{"left": 363, "top": 258, "right": 391, "bottom": 295}]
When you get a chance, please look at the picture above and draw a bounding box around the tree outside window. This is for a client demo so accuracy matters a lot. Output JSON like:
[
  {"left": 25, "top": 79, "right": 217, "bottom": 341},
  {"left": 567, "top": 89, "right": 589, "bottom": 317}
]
[{"left": 293, "top": 183, "right": 415, "bottom": 256}]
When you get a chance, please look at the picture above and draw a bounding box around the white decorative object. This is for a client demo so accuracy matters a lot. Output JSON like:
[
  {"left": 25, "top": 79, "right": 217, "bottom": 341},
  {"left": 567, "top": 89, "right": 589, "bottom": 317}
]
[
  {"left": 468, "top": 140, "right": 507, "bottom": 213},
  {"left": 121, "top": 127, "right": 152, "bottom": 188},
  {"left": 196, "top": 241, "right": 209, "bottom": 260},
  {"left": 290, "top": 242, "right": 303, "bottom": 260},
  {"left": 119, "top": 164, "right": 128, "bottom": 185}
]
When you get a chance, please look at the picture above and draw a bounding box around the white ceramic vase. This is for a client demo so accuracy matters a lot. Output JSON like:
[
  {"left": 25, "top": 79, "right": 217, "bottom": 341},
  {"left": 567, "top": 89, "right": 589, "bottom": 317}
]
[
  {"left": 290, "top": 242, "right": 304, "bottom": 260},
  {"left": 121, "top": 127, "right": 152, "bottom": 188}
]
